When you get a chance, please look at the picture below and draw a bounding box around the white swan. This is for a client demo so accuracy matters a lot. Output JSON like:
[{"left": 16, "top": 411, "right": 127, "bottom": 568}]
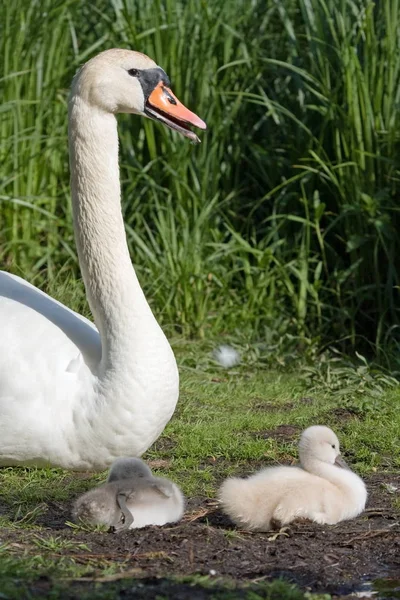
[
  {"left": 0, "top": 49, "right": 206, "bottom": 470},
  {"left": 218, "top": 425, "right": 367, "bottom": 530},
  {"left": 72, "top": 457, "right": 184, "bottom": 530}
]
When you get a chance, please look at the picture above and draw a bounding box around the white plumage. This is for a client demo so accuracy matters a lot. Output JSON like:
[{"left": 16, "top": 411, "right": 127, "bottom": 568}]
[{"left": 219, "top": 426, "right": 367, "bottom": 530}]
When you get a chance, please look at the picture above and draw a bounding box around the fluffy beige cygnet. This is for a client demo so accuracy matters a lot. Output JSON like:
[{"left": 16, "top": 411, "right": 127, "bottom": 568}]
[{"left": 218, "top": 425, "right": 367, "bottom": 531}]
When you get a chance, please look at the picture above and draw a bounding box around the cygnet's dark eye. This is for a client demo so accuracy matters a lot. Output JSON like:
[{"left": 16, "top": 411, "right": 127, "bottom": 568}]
[
  {"left": 331, "top": 444, "right": 336, "bottom": 449},
  {"left": 128, "top": 68, "right": 140, "bottom": 77}
]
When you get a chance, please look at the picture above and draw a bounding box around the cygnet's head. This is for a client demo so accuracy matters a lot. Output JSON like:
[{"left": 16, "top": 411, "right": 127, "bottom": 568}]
[
  {"left": 73, "top": 491, "right": 116, "bottom": 526},
  {"left": 70, "top": 48, "right": 206, "bottom": 142},
  {"left": 298, "top": 425, "right": 347, "bottom": 468},
  {"left": 107, "top": 457, "right": 153, "bottom": 483}
]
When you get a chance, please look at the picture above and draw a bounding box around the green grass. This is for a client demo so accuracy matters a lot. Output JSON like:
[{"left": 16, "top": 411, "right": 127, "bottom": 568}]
[
  {"left": 1, "top": 0, "right": 400, "bottom": 359},
  {"left": 0, "top": 342, "right": 398, "bottom": 597},
  {"left": 0, "top": 569, "right": 328, "bottom": 600}
]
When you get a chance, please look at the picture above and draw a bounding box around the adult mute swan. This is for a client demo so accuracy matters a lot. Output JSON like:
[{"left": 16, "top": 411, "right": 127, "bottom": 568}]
[
  {"left": 73, "top": 457, "right": 184, "bottom": 531},
  {"left": 219, "top": 426, "right": 367, "bottom": 530},
  {"left": 0, "top": 49, "right": 206, "bottom": 470}
]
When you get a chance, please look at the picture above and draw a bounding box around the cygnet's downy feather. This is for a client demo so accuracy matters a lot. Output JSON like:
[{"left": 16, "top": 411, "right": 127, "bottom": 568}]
[
  {"left": 218, "top": 425, "right": 367, "bottom": 531},
  {"left": 107, "top": 457, "right": 153, "bottom": 483},
  {"left": 73, "top": 457, "right": 185, "bottom": 531}
]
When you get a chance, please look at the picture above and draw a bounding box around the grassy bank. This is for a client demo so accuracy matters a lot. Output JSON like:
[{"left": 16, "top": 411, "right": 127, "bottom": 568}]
[{"left": 0, "top": 341, "right": 398, "bottom": 598}]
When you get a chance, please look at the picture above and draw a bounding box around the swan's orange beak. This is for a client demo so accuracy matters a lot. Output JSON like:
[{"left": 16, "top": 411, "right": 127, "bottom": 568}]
[{"left": 145, "top": 82, "right": 206, "bottom": 143}]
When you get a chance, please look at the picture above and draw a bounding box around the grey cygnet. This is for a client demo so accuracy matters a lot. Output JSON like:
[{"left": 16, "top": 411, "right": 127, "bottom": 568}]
[{"left": 73, "top": 457, "right": 185, "bottom": 532}]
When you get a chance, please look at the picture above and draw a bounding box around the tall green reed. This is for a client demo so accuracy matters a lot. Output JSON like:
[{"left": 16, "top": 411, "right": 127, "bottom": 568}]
[
  {"left": 242, "top": 0, "right": 400, "bottom": 354},
  {"left": 0, "top": 0, "right": 399, "bottom": 361}
]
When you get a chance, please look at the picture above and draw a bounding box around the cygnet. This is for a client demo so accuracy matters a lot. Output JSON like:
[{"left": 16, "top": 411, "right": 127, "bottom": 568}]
[
  {"left": 73, "top": 457, "right": 185, "bottom": 531},
  {"left": 218, "top": 425, "right": 367, "bottom": 531}
]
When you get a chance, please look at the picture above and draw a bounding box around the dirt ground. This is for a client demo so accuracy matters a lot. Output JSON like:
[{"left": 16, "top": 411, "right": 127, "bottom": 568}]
[{"left": 2, "top": 473, "right": 399, "bottom": 599}]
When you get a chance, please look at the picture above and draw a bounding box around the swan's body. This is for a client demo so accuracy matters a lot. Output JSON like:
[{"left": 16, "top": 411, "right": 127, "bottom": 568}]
[
  {"left": 219, "top": 426, "right": 367, "bottom": 531},
  {"left": 73, "top": 457, "right": 185, "bottom": 530},
  {"left": 0, "top": 49, "right": 206, "bottom": 470}
]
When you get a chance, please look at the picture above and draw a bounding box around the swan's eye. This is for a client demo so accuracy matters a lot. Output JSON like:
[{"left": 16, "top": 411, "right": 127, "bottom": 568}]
[
  {"left": 128, "top": 69, "right": 140, "bottom": 77},
  {"left": 331, "top": 444, "right": 336, "bottom": 449}
]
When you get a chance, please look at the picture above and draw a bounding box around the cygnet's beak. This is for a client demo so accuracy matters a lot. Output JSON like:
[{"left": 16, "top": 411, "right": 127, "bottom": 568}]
[
  {"left": 334, "top": 454, "right": 350, "bottom": 469},
  {"left": 145, "top": 82, "right": 206, "bottom": 143}
]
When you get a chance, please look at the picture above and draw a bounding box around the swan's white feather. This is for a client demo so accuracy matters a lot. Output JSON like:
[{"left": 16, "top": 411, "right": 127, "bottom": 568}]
[
  {"left": 0, "top": 272, "right": 98, "bottom": 467},
  {"left": 0, "top": 272, "right": 178, "bottom": 469}
]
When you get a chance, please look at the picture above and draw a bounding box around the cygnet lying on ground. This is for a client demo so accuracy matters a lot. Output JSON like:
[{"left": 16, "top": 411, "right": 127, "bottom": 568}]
[
  {"left": 218, "top": 425, "right": 367, "bottom": 531},
  {"left": 73, "top": 457, "right": 185, "bottom": 531}
]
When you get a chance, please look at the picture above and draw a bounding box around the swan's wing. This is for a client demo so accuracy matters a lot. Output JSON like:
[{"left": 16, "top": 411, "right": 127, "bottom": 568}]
[
  {"left": 0, "top": 271, "right": 101, "bottom": 466},
  {"left": 0, "top": 271, "right": 101, "bottom": 366}
]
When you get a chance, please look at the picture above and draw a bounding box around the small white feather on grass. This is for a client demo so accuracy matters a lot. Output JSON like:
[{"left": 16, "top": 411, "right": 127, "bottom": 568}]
[{"left": 213, "top": 345, "right": 241, "bottom": 368}]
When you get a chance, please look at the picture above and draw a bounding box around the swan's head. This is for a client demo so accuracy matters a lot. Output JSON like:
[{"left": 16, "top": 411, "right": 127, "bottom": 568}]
[
  {"left": 298, "top": 425, "right": 348, "bottom": 468},
  {"left": 71, "top": 48, "right": 206, "bottom": 143}
]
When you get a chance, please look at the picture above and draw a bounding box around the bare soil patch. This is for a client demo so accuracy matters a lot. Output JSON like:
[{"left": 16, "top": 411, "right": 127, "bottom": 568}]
[
  {"left": 1, "top": 474, "right": 399, "bottom": 598},
  {"left": 253, "top": 424, "right": 302, "bottom": 441}
]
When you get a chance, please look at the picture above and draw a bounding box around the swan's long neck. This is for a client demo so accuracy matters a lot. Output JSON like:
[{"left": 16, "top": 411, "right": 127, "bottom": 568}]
[
  {"left": 66, "top": 85, "right": 178, "bottom": 467},
  {"left": 68, "top": 96, "right": 158, "bottom": 374}
]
